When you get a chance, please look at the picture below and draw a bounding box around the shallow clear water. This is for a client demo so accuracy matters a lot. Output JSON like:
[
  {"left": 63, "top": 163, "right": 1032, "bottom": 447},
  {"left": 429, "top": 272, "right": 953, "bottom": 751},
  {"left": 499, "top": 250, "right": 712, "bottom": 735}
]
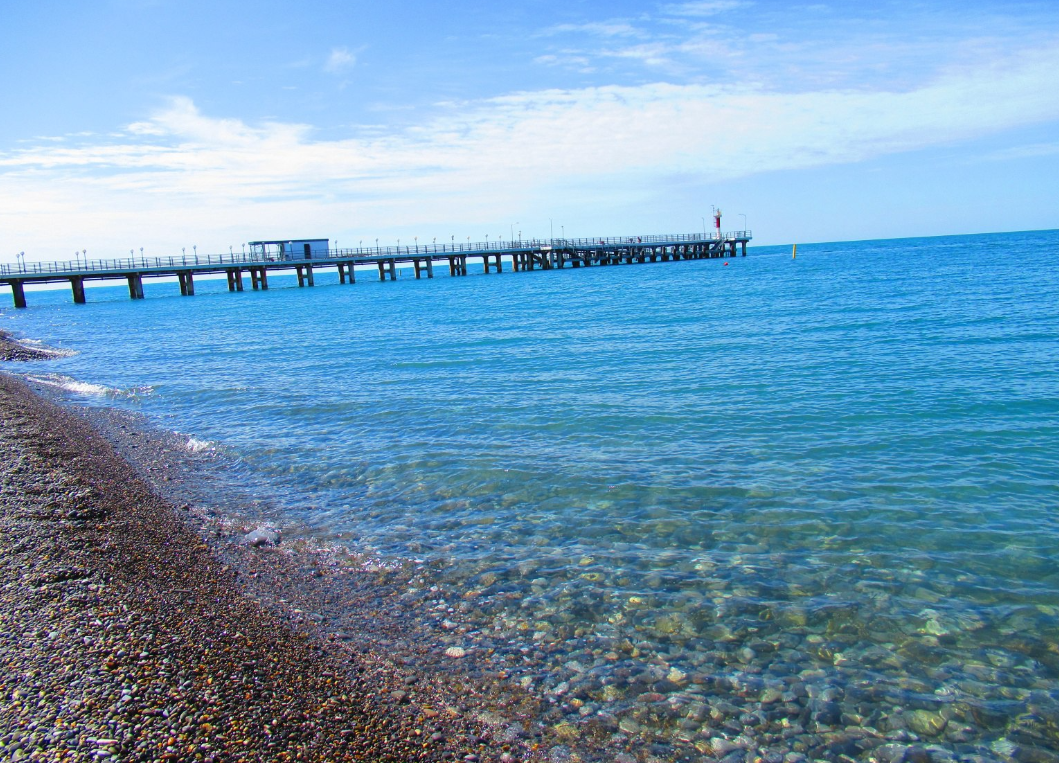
[{"left": 5, "top": 230, "right": 1059, "bottom": 759}]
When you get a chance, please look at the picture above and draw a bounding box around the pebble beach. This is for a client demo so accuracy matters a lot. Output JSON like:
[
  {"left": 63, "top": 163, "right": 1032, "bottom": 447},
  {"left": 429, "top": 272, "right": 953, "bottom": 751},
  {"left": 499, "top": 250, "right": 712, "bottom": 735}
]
[{"left": 0, "top": 367, "right": 522, "bottom": 762}]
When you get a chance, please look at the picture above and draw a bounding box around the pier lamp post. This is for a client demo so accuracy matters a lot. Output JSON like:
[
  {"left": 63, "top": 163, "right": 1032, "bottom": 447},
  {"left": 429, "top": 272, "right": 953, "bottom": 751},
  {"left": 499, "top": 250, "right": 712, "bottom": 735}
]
[
  {"left": 376, "top": 238, "right": 379, "bottom": 253},
  {"left": 16, "top": 251, "right": 24, "bottom": 271},
  {"left": 561, "top": 225, "right": 564, "bottom": 240},
  {"left": 415, "top": 236, "right": 418, "bottom": 253},
  {"left": 549, "top": 218, "right": 553, "bottom": 243},
  {"left": 510, "top": 222, "right": 518, "bottom": 242},
  {"left": 229, "top": 245, "right": 233, "bottom": 256},
  {"left": 82, "top": 249, "right": 87, "bottom": 268},
  {"left": 193, "top": 245, "right": 197, "bottom": 259},
  {"left": 739, "top": 213, "right": 747, "bottom": 234},
  {"left": 140, "top": 247, "right": 144, "bottom": 265},
  {"left": 242, "top": 243, "right": 246, "bottom": 256}
]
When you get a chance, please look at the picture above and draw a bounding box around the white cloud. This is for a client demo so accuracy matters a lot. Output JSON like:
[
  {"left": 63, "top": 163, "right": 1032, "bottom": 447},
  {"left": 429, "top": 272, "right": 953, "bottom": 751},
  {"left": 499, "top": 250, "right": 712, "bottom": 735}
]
[
  {"left": 324, "top": 47, "right": 356, "bottom": 73},
  {"left": 1, "top": 45, "right": 1057, "bottom": 255},
  {"left": 662, "top": 1, "right": 745, "bottom": 17},
  {"left": 545, "top": 22, "right": 644, "bottom": 38},
  {"left": 983, "top": 141, "right": 1059, "bottom": 161}
]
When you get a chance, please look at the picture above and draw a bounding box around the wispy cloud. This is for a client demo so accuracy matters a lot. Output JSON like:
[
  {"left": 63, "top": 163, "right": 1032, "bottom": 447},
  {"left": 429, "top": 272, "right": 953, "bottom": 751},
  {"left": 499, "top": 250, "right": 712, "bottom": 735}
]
[
  {"left": 544, "top": 21, "right": 645, "bottom": 38},
  {"left": 662, "top": 1, "right": 746, "bottom": 17},
  {"left": 983, "top": 141, "right": 1059, "bottom": 161},
  {"left": 2, "top": 42, "right": 1057, "bottom": 254},
  {"left": 324, "top": 47, "right": 356, "bottom": 73}
]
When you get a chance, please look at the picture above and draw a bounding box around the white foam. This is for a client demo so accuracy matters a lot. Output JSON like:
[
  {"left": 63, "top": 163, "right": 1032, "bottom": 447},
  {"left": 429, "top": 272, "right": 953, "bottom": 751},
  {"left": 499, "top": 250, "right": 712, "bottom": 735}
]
[
  {"left": 18, "top": 339, "right": 78, "bottom": 357},
  {"left": 185, "top": 437, "right": 213, "bottom": 453},
  {"left": 27, "top": 374, "right": 120, "bottom": 397}
]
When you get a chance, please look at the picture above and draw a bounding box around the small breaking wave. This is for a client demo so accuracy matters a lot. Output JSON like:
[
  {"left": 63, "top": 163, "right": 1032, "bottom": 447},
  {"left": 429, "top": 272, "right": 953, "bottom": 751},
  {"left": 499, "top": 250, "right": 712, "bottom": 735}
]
[
  {"left": 185, "top": 437, "right": 214, "bottom": 453},
  {"left": 25, "top": 373, "right": 152, "bottom": 398},
  {"left": 18, "top": 339, "right": 78, "bottom": 358}
]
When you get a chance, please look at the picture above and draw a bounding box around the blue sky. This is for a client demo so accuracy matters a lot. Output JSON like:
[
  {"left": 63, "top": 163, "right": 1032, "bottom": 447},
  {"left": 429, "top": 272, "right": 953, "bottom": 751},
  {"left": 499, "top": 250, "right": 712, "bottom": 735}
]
[{"left": 1, "top": 0, "right": 1058, "bottom": 261}]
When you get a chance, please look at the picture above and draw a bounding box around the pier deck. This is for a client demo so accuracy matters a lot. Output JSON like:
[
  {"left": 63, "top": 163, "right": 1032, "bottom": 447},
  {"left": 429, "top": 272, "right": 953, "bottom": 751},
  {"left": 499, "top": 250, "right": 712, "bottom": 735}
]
[{"left": 1, "top": 231, "right": 750, "bottom": 308}]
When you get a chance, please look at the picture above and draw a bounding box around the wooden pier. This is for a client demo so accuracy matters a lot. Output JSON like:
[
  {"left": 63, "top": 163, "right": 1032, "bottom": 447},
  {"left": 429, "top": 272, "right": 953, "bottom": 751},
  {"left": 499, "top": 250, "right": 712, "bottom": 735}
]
[{"left": 1, "top": 232, "right": 750, "bottom": 308}]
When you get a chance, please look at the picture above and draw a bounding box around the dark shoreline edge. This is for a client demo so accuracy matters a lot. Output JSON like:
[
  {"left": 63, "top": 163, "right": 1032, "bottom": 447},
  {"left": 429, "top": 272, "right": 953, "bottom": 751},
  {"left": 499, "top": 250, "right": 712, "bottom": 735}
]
[
  {"left": 0, "top": 373, "right": 533, "bottom": 762},
  {"left": 0, "top": 330, "right": 61, "bottom": 361}
]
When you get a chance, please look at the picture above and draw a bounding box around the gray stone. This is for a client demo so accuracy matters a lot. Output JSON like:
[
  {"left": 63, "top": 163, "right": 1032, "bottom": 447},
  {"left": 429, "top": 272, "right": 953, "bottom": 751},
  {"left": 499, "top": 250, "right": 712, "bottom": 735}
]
[{"left": 241, "top": 527, "right": 281, "bottom": 547}]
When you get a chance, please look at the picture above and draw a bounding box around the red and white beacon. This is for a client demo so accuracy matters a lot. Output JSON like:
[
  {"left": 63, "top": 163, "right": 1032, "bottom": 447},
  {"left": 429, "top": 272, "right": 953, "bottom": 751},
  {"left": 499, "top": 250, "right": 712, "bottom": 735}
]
[{"left": 714, "top": 208, "right": 722, "bottom": 239}]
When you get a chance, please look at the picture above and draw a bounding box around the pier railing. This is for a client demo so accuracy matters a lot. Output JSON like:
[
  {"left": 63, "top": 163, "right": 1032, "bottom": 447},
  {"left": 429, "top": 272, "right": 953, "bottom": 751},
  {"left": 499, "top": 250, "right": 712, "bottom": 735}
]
[{"left": 1, "top": 231, "right": 751, "bottom": 277}]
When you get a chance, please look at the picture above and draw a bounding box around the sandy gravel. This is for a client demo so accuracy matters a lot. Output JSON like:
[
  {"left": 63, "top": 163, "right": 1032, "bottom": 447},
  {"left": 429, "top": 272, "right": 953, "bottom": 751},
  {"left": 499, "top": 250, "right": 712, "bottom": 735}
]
[{"left": 0, "top": 373, "right": 517, "bottom": 762}]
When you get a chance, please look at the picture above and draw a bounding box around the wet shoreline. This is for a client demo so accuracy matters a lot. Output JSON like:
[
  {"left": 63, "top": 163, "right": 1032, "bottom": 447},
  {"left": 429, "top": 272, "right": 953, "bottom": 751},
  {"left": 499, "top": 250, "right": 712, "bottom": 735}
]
[
  {"left": 0, "top": 372, "right": 537, "bottom": 762},
  {"left": 0, "top": 330, "right": 58, "bottom": 361}
]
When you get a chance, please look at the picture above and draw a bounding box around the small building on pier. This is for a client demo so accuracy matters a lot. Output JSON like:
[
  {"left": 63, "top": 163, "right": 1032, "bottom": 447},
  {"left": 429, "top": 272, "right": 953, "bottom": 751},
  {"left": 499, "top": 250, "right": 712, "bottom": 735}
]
[{"left": 248, "top": 239, "right": 330, "bottom": 261}]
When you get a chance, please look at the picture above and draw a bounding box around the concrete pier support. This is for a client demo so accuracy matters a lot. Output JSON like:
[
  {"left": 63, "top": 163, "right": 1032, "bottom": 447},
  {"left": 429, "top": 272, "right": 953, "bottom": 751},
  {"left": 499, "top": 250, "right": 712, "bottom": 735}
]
[
  {"left": 338, "top": 263, "right": 347, "bottom": 283},
  {"left": 296, "top": 265, "right": 314, "bottom": 287},
  {"left": 226, "top": 268, "right": 244, "bottom": 292},
  {"left": 177, "top": 271, "right": 195, "bottom": 296},
  {"left": 249, "top": 268, "right": 268, "bottom": 290},
  {"left": 8, "top": 281, "right": 26, "bottom": 309},
  {"left": 742, "top": 241, "right": 747, "bottom": 256},
  {"left": 126, "top": 273, "right": 144, "bottom": 299},
  {"left": 71, "top": 277, "right": 86, "bottom": 304},
  {"left": 412, "top": 258, "right": 434, "bottom": 279}
]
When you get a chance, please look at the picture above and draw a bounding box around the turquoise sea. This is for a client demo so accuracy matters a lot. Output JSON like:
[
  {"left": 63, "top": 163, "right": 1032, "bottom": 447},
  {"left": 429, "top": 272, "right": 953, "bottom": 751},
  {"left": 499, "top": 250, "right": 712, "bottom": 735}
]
[{"left": 4, "top": 229, "right": 1059, "bottom": 761}]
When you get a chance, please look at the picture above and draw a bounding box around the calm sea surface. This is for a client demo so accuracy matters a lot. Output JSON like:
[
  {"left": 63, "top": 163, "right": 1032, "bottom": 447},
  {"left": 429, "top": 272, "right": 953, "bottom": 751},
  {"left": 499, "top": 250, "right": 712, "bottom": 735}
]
[{"left": 4, "top": 230, "right": 1059, "bottom": 760}]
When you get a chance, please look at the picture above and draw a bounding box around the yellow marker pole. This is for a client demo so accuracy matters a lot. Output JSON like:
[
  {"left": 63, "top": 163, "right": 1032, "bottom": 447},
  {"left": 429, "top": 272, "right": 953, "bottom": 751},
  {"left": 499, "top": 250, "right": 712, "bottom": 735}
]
[{"left": 792, "top": 244, "right": 797, "bottom": 259}]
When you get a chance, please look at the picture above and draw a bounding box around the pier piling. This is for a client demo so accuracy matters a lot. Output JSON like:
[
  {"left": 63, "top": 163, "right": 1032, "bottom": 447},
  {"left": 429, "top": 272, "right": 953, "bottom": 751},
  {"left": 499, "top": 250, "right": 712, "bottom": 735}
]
[
  {"left": 8, "top": 281, "right": 26, "bottom": 309},
  {"left": 126, "top": 273, "right": 144, "bottom": 300},
  {"left": 226, "top": 268, "right": 244, "bottom": 292}
]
